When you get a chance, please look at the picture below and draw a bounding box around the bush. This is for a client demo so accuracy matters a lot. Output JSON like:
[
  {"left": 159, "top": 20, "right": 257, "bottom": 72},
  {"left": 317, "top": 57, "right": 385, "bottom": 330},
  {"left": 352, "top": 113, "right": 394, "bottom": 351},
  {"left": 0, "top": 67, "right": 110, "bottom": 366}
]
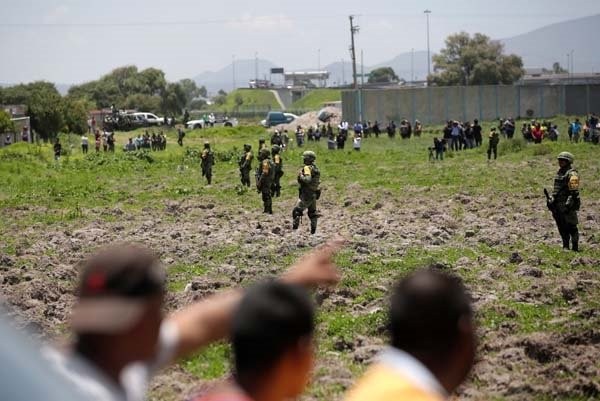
[
  {"left": 532, "top": 143, "right": 552, "bottom": 156},
  {"left": 499, "top": 137, "right": 527, "bottom": 154}
]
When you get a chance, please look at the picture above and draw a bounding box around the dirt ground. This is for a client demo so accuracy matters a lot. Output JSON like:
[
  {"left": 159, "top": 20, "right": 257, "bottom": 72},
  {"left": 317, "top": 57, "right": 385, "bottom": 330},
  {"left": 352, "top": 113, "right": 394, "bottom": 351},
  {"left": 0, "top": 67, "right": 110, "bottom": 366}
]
[{"left": 1, "top": 185, "right": 599, "bottom": 400}]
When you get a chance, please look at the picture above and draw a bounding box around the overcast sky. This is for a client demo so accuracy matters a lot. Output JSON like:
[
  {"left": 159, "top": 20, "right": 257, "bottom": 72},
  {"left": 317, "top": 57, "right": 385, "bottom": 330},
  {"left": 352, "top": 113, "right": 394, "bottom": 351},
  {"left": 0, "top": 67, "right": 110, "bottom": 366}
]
[{"left": 1, "top": 0, "right": 599, "bottom": 84}]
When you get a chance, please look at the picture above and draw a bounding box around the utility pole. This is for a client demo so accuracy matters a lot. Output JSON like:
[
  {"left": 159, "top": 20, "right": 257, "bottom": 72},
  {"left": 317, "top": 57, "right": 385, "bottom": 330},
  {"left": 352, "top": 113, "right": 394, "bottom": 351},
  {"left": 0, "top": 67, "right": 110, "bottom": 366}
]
[
  {"left": 255, "top": 52, "right": 259, "bottom": 84},
  {"left": 318, "top": 48, "right": 321, "bottom": 87},
  {"left": 424, "top": 9, "right": 432, "bottom": 80},
  {"left": 349, "top": 15, "right": 359, "bottom": 89},
  {"left": 570, "top": 49, "right": 575, "bottom": 75},
  {"left": 232, "top": 54, "right": 236, "bottom": 90},
  {"left": 411, "top": 48, "right": 415, "bottom": 83},
  {"left": 361, "top": 49, "right": 365, "bottom": 86}
]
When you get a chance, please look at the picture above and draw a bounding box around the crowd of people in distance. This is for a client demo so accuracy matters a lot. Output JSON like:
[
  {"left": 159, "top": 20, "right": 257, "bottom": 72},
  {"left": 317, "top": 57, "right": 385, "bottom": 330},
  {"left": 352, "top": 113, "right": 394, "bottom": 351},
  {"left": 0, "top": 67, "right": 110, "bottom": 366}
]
[{"left": 124, "top": 131, "right": 169, "bottom": 152}]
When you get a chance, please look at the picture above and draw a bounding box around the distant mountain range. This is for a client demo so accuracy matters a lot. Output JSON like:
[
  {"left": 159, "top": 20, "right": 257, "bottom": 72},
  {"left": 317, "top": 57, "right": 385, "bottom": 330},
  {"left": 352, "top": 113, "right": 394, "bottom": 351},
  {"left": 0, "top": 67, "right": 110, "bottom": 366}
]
[
  {"left": 194, "top": 14, "right": 600, "bottom": 93},
  {"left": 3, "top": 14, "right": 599, "bottom": 95}
]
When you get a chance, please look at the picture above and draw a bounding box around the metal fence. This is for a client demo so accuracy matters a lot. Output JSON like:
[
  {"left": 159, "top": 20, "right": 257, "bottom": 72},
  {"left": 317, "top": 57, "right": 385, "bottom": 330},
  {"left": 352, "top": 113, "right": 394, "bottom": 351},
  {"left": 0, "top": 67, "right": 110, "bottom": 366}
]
[{"left": 342, "top": 84, "right": 600, "bottom": 125}]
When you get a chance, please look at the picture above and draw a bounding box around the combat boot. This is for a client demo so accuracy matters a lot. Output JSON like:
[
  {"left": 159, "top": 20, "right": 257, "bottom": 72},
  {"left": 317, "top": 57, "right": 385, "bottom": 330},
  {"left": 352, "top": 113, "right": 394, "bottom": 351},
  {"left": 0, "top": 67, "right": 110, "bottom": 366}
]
[{"left": 572, "top": 241, "right": 579, "bottom": 252}]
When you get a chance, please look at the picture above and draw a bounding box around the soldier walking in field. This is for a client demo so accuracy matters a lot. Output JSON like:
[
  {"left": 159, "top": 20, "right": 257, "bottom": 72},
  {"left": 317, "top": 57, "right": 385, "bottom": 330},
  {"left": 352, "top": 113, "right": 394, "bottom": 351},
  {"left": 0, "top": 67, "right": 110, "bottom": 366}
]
[
  {"left": 200, "top": 142, "right": 215, "bottom": 185},
  {"left": 487, "top": 127, "right": 500, "bottom": 160},
  {"left": 546, "top": 152, "right": 581, "bottom": 251},
  {"left": 271, "top": 145, "right": 284, "bottom": 197},
  {"left": 239, "top": 144, "right": 253, "bottom": 187},
  {"left": 256, "top": 148, "right": 275, "bottom": 214},
  {"left": 293, "top": 151, "right": 321, "bottom": 234}
]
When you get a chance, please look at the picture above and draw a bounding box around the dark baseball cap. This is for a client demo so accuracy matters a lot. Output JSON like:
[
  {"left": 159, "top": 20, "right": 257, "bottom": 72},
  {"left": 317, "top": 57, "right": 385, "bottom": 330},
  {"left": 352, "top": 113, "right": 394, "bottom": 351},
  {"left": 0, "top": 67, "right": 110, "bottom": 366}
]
[{"left": 70, "top": 244, "right": 165, "bottom": 334}]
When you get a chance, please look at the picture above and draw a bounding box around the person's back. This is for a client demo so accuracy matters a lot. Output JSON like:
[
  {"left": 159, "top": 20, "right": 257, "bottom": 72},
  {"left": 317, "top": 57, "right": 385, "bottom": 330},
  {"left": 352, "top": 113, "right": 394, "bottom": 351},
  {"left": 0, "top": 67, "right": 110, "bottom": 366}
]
[{"left": 344, "top": 269, "right": 475, "bottom": 401}]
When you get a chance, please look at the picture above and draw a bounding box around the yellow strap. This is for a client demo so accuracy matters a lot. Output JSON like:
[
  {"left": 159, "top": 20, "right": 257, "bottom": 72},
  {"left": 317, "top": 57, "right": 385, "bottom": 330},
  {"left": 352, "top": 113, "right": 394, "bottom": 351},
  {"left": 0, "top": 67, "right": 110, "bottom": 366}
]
[
  {"left": 569, "top": 174, "right": 580, "bottom": 190},
  {"left": 262, "top": 160, "right": 270, "bottom": 174}
]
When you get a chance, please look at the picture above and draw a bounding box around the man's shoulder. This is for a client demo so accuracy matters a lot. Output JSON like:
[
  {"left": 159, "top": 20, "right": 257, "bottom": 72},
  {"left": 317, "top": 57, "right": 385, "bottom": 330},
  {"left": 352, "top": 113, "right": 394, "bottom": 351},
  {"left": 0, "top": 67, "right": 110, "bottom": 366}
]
[
  {"left": 345, "top": 364, "right": 442, "bottom": 401},
  {"left": 43, "top": 347, "right": 126, "bottom": 401}
]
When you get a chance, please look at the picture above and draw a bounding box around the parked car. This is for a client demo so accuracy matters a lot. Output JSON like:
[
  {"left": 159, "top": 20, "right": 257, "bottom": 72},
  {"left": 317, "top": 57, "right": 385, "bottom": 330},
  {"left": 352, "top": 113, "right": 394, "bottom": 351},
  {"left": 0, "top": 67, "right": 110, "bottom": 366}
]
[
  {"left": 261, "top": 112, "right": 298, "bottom": 128},
  {"left": 128, "top": 112, "right": 164, "bottom": 126}
]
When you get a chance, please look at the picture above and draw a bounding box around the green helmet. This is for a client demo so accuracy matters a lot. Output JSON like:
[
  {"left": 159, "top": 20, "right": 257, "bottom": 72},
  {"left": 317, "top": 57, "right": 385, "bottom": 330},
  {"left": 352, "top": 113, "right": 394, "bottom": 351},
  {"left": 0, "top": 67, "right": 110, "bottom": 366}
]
[
  {"left": 557, "top": 151, "right": 574, "bottom": 163},
  {"left": 259, "top": 148, "right": 271, "bottom": 160},
  {"left": 302, "top": 150, "right": 316, "bottom": 162},
  {"left": 271, "top": 144, "right": 281, "bottom": 154},
  {"left": 204, "top": 141, "right": 210, "bottom": 148},
  {"left": 243, "top": 144, "right": 251, "bottom": 151}
]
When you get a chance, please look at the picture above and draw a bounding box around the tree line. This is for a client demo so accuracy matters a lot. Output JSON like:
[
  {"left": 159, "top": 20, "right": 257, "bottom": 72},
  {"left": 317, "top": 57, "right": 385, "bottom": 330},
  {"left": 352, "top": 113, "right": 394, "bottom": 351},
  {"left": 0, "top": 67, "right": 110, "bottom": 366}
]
[{"left": 0, "top": 66, "right": 206, "bottom": 141}]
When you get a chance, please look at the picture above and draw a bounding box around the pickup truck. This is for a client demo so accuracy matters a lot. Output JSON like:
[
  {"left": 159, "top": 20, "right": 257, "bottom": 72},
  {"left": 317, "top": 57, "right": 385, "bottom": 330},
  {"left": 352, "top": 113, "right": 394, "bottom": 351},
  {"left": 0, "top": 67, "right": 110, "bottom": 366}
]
[
  {"left": 186, "top": 116, "right": 238, "bottom": 129},
  {"left": 261, "top": 111, "right": 298, "bottom": 128}
]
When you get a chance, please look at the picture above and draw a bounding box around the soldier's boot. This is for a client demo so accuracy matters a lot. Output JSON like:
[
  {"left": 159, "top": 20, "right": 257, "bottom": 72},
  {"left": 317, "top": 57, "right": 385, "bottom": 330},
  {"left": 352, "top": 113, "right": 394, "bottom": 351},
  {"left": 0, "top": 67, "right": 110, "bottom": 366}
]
[
  {"left": 207, "top": 176, "right": 212, "bottom": 185},
  {"left": 571, "top": 230, "right": 580, "bottom": 252},
  {"left": 308, "top": 210, "right": 318, "bottom": 234},
  {"left": 292, "top": 208, "right": 302, "bottom": 230}
]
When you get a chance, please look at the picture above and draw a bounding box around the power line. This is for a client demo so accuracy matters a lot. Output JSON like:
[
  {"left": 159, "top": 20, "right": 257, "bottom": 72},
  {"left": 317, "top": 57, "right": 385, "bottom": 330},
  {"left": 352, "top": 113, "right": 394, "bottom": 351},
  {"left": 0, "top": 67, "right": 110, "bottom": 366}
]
[{"left": 0, "top": 12, "right": 583, "bottom": 28}]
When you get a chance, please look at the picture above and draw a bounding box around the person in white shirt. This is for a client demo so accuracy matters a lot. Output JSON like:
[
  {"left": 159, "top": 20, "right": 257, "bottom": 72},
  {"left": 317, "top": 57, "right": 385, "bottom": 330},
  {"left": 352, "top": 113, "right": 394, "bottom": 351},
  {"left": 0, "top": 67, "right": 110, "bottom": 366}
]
[{"left": 81, "top": 135, "right": 89, "bottom": 154}]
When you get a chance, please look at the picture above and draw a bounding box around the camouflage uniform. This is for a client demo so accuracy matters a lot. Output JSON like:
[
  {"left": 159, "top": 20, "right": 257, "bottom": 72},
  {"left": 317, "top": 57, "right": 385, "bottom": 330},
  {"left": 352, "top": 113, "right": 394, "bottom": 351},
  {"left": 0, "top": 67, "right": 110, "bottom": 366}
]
[
  {"left": 239, "top": 144, "right": 253, "bottom": 187},
  {"left": 293, "top": 151, "right": 321, "bottom": 234},
  {"left": 200, "top": 142, "right": 215, "bottom": 184},
  {"left": 271, "top": 145, "right": 284, "bottom": 197},
  {"left": 548, "top": 152, "right": 581, "bottom": 251},
  {"left": 256, "top": 148, "right": 275, "bottom": 214}
]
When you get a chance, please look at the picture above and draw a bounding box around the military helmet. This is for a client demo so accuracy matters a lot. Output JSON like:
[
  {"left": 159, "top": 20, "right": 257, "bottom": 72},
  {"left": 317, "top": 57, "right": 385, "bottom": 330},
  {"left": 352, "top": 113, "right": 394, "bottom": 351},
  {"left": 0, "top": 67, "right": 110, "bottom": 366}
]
[
  {"left": 204, "top": 141, "right": 210, "bottom": 147},
  {"left": 243, "top": 143, "right": 251, "bottom": 150},
  {"left": 557, "top": 151, "right": 574, "bottom": 163},
  {"left": 271, "top": 144, "right": 281, "bottom": 154},
  {"left": 302, "top": 150, "right": 316, "bottom": 162},
  {"left": 259, "top": 148, "right": 271, "bottom": 159}
]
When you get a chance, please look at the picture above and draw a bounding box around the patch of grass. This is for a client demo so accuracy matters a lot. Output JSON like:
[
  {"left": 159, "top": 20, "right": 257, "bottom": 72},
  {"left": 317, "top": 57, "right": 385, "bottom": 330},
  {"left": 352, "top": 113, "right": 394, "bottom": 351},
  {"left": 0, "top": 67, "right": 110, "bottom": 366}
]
[
  {"left": 182, "top": 342, "right": 231, "bottom": 379},
  {"left": 291, "top": 89, "right": 341, "bottom": 109},
  {"left": 215, "top": 89, "right": 281, "bottom": 112}
]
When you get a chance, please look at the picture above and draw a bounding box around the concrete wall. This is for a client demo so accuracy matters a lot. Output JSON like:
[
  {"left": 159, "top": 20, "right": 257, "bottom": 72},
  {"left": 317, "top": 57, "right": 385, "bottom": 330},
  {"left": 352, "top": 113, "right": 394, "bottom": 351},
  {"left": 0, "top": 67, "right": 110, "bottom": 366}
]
[{"left": 342, "top": 84, "right": 600, "bottom": 124}]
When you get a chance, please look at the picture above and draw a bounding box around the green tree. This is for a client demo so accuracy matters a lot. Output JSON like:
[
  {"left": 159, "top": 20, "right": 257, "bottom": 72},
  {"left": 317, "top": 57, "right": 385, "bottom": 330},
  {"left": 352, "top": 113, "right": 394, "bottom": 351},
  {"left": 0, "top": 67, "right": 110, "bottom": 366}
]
[
  {"left": 368, "top": 67, "right": 399, "bottom": 83},
  {"left": 0, "top": 109, "right": 15, "bottom": 134},
  {"left": 431, "top": 32, "right": 524, "bottom": 86},
  {"left": 2, "top": 82, "right": 64, "bottom": 141},
  {"left": 161, "top": 83, "right": 186, "bottom": 116},
  {"left": 548, "top": 62, "right": 568, "bottom": 74},
  {"left": 124, "top": 94, "right": 161, "bottom": 113},
  {"left": 178, "top": 78, "right": 201, "bottom": 107},
  {"left": 63, "top": 97, "right": 93, "bottom": 134}
]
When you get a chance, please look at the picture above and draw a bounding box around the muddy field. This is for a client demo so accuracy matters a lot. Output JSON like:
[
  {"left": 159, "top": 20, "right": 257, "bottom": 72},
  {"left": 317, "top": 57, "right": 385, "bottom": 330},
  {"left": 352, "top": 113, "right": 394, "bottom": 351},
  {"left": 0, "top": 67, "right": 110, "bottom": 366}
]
[{"left": 1, "top": 126, "right": 599, "bottom": 401}]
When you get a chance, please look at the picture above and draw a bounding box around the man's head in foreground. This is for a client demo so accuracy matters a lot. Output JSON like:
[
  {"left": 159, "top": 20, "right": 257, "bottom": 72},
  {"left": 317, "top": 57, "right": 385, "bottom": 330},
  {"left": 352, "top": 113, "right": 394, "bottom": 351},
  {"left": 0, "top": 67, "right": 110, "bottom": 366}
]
[
  {"left": 232, "top": 281, "right": 315, "bottom": 400},
  {"left": 71, "top": 245, "right": 165, "bottom": 365},
  {"left": 389, "top": 269, "right": 476, "bottom": 394}
]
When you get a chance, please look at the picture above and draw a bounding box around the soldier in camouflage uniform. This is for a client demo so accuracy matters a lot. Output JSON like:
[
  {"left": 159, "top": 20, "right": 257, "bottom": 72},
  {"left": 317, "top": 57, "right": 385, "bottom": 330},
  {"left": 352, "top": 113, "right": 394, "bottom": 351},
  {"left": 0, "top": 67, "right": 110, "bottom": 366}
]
[
  {"left": 239, "top": 144, "right": 253, "bottom": 187},
  {"left": 256, "top": 148, "right": 275, "bottom": 214},
  {"left": 293, "top": 151, "right": 321, "bottom": 234},
  {"left": 271, "top": 145, "right": 284, "bottom": 197},
  {"left": 200, "top": 142, "right": 215, "bottom": 185},
  {"left": 547, "top": 151, "right": 581, "bottom": 251}
]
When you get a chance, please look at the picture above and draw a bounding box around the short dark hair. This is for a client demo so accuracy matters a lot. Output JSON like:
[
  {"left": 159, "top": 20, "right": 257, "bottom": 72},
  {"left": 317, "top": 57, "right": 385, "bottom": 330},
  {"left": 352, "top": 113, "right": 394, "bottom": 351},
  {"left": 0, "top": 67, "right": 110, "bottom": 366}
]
[
  {"left": 232, "top": 282, "right": 314, "bottom": 380},
  {"left": 389, "top": 269, "right": 472, "bottom": 356}
]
